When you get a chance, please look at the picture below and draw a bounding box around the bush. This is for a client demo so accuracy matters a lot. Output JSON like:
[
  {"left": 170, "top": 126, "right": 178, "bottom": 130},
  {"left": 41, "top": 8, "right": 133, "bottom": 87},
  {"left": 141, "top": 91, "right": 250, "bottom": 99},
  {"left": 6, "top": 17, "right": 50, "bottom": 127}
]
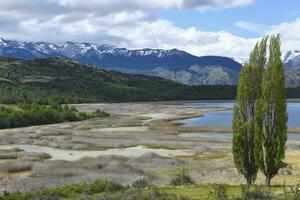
[{"left": 170, "top": 168, "right": 194, "bottom": 186}]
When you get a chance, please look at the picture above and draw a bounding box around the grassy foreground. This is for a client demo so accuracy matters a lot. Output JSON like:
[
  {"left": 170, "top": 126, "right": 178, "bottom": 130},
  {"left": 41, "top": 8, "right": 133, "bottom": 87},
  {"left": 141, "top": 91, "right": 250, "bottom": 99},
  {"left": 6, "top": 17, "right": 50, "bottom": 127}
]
[{"left": 1, "top": 180, "right": 300, "bottom": 200}]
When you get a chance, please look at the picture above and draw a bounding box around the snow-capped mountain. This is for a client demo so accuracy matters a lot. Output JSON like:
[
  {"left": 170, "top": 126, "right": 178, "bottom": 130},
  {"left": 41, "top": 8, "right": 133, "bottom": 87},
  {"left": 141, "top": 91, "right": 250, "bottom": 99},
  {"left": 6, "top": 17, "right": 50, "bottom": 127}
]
[
  {"left": 232, "top": 57, "right": 248, "bottom": 65},
  {"left": 0, "top": 38, "right": 242, "bottom": 85},
  {"left": 0, "top": 38, "right": 194, "bottom": 62},
  {"left": 283, "top": 50, "right": 300, "bottom": 68},
  {"left": 3, "top": 38, "right": 300, "bottom": 86}
]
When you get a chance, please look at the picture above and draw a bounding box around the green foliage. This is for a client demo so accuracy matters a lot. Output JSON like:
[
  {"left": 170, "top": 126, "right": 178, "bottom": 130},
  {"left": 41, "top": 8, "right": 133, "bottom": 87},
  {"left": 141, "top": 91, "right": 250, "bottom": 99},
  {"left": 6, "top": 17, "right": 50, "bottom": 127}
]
[
  {"left": 0, "top": 103, "right": 108, "bottom": 129},
  {"left": 232, "top": 37, "right": 268, "bottom": 185},
  {"left": 255, "top": 35, "right": 288, "bottom": 186},
  {"left": 92, "top": 109, "right": 109, "bottom": 117},
  {"left": 0, "top": 180, "right": 184, "bottom": 200},
  {"left": 233, "top": 35, "right": 288, "bottom": 186}
]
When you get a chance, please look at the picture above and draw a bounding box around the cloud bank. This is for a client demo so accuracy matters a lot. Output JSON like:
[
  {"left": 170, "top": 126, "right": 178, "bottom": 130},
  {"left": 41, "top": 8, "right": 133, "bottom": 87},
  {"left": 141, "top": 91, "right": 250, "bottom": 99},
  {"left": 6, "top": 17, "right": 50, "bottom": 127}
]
[{"left": 0, "top": 0, "right": 299, "bottom": 58}]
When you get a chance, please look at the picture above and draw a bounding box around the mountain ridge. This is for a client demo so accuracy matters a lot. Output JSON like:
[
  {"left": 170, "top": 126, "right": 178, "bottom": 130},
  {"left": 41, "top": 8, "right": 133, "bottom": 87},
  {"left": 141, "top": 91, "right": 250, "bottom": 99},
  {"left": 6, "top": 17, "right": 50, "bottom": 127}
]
[
  {"left": 0, "top": 38, "right": 241, "bottom": 85},
  {"left": 1, "top": 38, "right": 300, "bottom": 86}
]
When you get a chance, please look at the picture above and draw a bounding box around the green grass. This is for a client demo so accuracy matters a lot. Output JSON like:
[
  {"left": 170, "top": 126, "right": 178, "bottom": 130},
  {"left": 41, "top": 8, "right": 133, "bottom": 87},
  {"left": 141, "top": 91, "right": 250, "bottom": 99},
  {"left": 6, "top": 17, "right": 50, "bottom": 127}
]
[
  {"left": 162, "top": 184, "right": 299, "bottom": 200},
  {"left": 162, "top": 185, "right": 241, "bottom": 199}
]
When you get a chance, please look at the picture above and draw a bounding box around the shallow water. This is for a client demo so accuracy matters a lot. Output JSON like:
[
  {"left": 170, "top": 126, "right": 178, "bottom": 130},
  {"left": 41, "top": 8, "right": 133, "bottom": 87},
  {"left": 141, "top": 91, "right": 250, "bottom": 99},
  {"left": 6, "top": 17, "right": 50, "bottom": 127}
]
[
  {"left": 180, "top": 102, "right": 300, "bottom": 127},
  {"left": 0, "top": 145, "right": 192, "bottom": 161}
]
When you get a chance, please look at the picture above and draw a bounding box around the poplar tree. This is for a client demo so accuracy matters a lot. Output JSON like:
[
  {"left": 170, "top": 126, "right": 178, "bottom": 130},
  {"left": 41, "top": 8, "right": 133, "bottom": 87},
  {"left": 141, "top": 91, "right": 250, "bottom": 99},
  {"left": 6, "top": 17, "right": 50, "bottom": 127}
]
[
  {"left": 232, "top": 37, "right": 268, "bottom": 186},
  {"left": 255, "top": 35, "right": 288, "bottom": 186}
]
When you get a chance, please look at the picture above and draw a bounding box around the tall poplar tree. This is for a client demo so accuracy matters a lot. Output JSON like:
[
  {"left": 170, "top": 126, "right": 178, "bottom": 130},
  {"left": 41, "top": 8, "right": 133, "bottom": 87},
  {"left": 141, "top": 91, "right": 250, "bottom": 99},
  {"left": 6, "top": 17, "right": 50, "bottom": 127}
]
[
  {"left": 232, "top": 37, "right": 268, "bottom": 186},
  {"left": 255, "top": 35, "right": 288, "bottom": 186}
]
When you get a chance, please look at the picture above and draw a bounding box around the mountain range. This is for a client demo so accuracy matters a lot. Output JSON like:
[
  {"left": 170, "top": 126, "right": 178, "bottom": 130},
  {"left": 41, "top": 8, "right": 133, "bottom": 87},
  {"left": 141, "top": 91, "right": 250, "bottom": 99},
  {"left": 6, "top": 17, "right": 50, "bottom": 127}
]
[{"left": 0, "top": 38, "right": 300, "bottom": 86}]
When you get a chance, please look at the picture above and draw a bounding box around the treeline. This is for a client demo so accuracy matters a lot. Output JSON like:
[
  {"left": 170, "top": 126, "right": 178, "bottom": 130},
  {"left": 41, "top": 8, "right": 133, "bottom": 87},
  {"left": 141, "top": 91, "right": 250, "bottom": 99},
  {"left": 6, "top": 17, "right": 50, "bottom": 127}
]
[
  {"left": 0, "top": 103, "right": 108, "bottom": 129},
  {"left": 0, "top": 84, "right": 238, "bottom": 105},
  {"left": 0, "top": 57, "right": 300, "bottom": 105}
]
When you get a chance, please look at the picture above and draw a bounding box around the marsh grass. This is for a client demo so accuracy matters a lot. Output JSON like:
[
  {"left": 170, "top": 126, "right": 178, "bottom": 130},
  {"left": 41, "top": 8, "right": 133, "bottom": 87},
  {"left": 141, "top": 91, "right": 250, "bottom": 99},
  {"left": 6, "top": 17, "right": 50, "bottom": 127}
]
[
  {"left": 170, "top": 167, "right": 194, "bottom": 186},
  {"left": 145, "top": 144, "right": 191, "bottom": 150},
  {"left": 0, "top": 161, "right": 33, "bottom": 173},
  {"left": 0, "top": 154, "right": 17, "bottom": 159}
]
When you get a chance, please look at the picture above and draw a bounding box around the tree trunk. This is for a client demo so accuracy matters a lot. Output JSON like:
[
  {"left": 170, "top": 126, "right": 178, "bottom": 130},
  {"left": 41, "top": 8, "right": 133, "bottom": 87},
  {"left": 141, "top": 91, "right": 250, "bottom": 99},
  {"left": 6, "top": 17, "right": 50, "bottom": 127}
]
[
  {"left": 246, "top": 177, "right": 252, "bottom": 188},
  {"left": 265, "top": 176, "right": 271, "bottom": 187}
]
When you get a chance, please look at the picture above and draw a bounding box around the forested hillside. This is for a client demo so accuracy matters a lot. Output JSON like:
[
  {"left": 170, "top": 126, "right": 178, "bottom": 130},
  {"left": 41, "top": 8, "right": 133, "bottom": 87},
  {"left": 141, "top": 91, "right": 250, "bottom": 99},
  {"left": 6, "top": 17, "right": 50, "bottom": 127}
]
[{"left": 0, "top": 57, "right": 237, "bottom": 104}]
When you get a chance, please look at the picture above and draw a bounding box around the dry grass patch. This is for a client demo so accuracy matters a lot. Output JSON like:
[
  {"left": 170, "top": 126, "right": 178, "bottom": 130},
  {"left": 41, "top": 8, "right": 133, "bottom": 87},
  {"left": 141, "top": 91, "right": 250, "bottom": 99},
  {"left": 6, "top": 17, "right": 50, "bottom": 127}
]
[{"left": 144, "top": 144, "right": 191, "bottom": 150}]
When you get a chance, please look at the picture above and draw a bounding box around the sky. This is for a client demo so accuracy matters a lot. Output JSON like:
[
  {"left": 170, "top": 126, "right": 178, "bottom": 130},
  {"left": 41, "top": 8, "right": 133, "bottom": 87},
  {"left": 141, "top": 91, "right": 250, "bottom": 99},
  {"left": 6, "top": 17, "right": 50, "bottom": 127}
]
[{"left": 1, "top": 0, "right": 300, "bottom": 59}]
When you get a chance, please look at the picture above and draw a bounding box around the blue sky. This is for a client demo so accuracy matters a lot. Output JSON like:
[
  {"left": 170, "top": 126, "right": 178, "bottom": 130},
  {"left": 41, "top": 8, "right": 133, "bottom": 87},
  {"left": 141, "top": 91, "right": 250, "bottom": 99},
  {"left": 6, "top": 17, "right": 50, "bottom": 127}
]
[
  {"left": 0, "top": 0, "right": 300, "bottom": 58},
  {"left": 159, "top": 0, "right": 300, "bottom": 38}
]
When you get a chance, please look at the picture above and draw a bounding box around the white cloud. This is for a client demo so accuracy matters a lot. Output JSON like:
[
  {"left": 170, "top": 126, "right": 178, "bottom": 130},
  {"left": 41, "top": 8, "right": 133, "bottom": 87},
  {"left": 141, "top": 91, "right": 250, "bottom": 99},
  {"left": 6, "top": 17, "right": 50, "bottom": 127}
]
[
  {"left": 0, "top": 0, "right": 298, "bottom": 60},
  {"left": 234, "top": 21, "right": 269, "bottom": 34},
  {"left": 54, "top": 0, "right": 254, "bottom": 12},
  {"left": 267, "top": 17, "right": 300, "bottom": 52}
]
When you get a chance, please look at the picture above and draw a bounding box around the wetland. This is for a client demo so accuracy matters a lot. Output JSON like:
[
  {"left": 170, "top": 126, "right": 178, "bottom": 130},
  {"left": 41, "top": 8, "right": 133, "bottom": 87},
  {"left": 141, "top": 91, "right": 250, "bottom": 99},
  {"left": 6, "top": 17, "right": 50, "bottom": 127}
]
[{"left": 0, "top": 101, "right": 300, "bottom": 193}]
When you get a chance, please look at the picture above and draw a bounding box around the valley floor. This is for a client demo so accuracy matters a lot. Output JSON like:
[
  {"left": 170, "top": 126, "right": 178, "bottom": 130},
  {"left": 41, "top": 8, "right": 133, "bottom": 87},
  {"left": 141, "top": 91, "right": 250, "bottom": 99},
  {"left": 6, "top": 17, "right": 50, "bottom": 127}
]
[{"left": 0, "top": 102, "right": 299, "bottom": 193}]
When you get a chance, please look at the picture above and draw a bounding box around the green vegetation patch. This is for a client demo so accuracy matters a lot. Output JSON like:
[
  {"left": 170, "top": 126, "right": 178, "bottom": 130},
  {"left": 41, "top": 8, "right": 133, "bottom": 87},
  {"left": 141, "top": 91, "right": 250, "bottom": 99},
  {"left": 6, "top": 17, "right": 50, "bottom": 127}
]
[
  {"left": 0, "top": 180, "right": 182, "bottom": 200},
  {"left": 0, "top": 103, "right": 108, "bottom": 129}
]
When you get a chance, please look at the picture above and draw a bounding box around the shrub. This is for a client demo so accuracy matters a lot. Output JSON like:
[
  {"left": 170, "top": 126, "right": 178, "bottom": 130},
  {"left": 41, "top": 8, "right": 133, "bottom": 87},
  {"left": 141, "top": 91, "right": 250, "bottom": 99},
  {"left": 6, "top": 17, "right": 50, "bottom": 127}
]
[
  {"left": 212, "top": 184, "right": 228, "bottom": 200},
  {"left": 92, "top": 109, "right": 109, "bottom": 117},
  {"left": 234, "top": 187, "right": 272, "bottom": 200},
  {"left": 89, "top": 180, "right": 123, "bottom": 194},
  {"left": 284, "top": 181, "right": 300, "bottom": 200},
  {"left": 170, "top": 168, "right": 194, "bottom": 186},
  {"left": 132, "top": 178, "right": 152, "bottom": 189}
]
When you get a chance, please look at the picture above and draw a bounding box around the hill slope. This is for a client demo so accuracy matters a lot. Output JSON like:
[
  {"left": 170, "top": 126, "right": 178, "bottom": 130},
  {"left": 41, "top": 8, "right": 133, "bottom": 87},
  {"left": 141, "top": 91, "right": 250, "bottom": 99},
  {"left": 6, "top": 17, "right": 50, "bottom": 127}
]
[
  {"left": 0, "top": 38, "right": 242, "bottom": 85},
  {"left": 0, "top": 57, "right": 237, "bottom": 104}
]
